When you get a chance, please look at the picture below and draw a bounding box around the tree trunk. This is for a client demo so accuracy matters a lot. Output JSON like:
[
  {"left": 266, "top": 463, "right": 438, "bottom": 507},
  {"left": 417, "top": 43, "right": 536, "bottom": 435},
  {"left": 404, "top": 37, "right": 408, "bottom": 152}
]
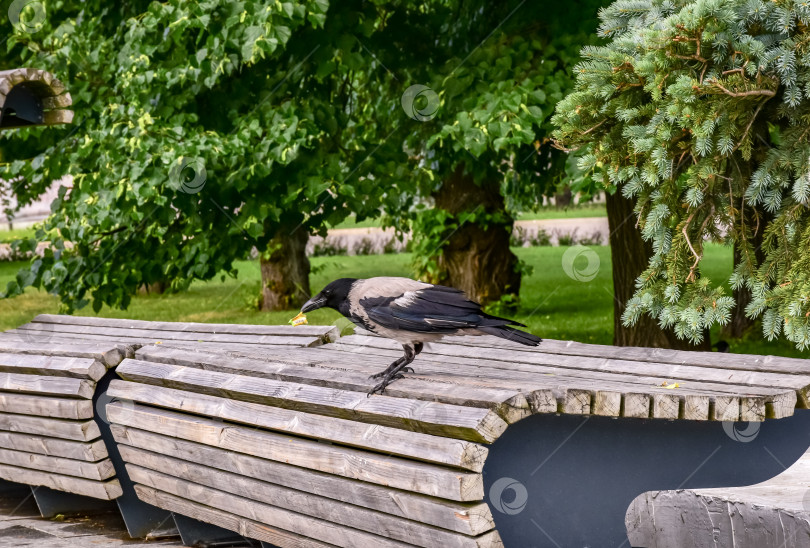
[
  {"left": 259, "top": 227, "right": 311, "bottom": 311},
  {"left": 430, "top": 164, "right": 521, "bottom": 305},
  {"left": 722, "top": 206, "right": 767, "bottom": 339},
  {"left": 606, "top": 190, "right": 711, "bottom": 350},
  {"left": 138, "top": 281, "right": 167, "bottom": 295},
  {"left": 554, "top": 185, "right": 573, "bottom": 209}
]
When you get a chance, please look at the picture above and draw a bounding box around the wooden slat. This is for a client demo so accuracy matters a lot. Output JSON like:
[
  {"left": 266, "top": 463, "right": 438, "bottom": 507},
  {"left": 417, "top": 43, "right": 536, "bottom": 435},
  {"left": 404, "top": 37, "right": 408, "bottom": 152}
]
[
  {"left": 5, "top": 332, "right": 310, "bottom": 356},
  {"left": 42, "top": 110, "right": 73, "bottom": 125},
  {"left": 0, "top": 462, "right": 121, "bottom": 500},
  {"left": 318, "top": 338, "right": 797, "bottom": 420},
  {"left": 115, "top": 360, "right": 507, "bottom": 443},
  {"left": 0, "top": 352, "right": 105, "bottom": 380},
  {"left": 133, "top": 347, "right": 532, "bottom": 425},
  {"left": 0, "top": 393, "right": 93, "bottom": 419},
  {"left": 112, "top": 425, "right": 493, "bottom": 536},
  {"left": 108, "top": 381, "right": 487, "bottom": 471},
  {"left": 127, "top": 462, "right": 501, "bottom": 548},
  {"left": 41, "top": 93, "right": 72, "bottom": 109},
  {"left": 0, "top": 412, "right": 101, "bottom": 441},
  {"left": 32, "top": 313, "right": 339, "bottom": 339},
  {"left": 17, "top": 322, "right": 327, "bottom": 347},
  {"left": 0, "top": 372, "right": 95, "bottom": 398},
  {"left": 411, "top": 333, "right": 810, "bottom": 380},
  {"left": 123, "top": 448, "right": 496, "bottom": 546},
  {"left": 0, "top": 431, "right": 108, "bottom": 461},
  {"left": 108, "top": 402, "right": 484, "bottom": 501},
  {"left": 0, "top": 339, "right": 123, "bottom": 367},
  {"left": 134, "top": 485, "right": 334, "bottom": 548},
  {"left": 0, "top": 448, "right": 114, "bottom": 480},
  {"left": 336, "top": 335, "right": 810, "bottom": 398}
]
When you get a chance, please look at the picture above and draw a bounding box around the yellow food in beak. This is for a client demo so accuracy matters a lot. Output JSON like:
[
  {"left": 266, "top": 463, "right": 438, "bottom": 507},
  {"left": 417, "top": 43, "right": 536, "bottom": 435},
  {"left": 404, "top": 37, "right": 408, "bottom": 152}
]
[{"left": 289, "top": 312, "right": 308, "bottom": 327}]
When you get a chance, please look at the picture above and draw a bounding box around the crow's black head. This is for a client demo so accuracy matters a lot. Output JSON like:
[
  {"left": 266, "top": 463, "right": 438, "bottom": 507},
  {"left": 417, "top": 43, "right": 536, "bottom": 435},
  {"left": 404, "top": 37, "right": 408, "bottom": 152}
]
[{"left": 301, "top": 278, "right": 358, "bottom": 313}]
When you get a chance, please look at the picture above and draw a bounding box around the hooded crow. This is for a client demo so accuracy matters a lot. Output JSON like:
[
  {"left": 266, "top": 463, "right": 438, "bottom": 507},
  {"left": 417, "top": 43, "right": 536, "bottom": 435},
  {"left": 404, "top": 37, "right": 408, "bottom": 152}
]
[{"left": 300, "top": 277, "right": 542, "bottom": 395}]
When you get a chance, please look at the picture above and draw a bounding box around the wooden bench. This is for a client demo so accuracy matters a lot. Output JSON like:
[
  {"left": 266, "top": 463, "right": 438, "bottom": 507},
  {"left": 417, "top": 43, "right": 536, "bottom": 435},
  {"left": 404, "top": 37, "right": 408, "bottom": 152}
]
[
  {"left": 103, "top": 329, "right": 810, "bottom": 547},
  {"left": 626, "top": 448, "right": 810, "bottom": 547},
  {"left": 0, "top": 337, "right": 124, "bottom": 504},
  {"left": 0, "top": 68, "right": 73, "bottom": 130},
  {"left": 0, "top": 315, "right": 337, "bottom": 539}
]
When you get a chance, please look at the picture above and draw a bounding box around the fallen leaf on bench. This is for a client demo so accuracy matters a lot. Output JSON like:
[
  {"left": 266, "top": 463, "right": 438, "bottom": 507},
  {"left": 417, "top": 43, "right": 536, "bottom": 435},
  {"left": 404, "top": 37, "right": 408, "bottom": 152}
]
[{"left": 659, "top": 382, "right": 680, "bottom": 389}]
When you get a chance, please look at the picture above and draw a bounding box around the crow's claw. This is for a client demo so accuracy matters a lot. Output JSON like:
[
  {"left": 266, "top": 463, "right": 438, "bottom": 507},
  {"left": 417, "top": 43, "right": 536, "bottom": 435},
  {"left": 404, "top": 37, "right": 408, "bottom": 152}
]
[
  {"left": 367, "top": 372, "right": 407, "bottom": 396},
  {"left": 367, "top": 379, "right": 389, "bottom": 396}
]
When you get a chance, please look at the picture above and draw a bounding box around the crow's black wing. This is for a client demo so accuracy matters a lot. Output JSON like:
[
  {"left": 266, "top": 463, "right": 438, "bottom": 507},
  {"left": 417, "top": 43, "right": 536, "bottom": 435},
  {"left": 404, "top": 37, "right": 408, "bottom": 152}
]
[{"left": 360, "top": 285, "right": 520, "bottom": 334}]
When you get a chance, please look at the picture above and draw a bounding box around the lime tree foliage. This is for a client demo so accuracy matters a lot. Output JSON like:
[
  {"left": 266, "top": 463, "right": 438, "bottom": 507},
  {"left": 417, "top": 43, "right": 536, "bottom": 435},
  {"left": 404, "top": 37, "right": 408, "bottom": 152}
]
[
  {"left": 0, "top": 0, "right": 415, "bottom": 312},
  {"left": 554, "top": 0, "right": 810, "bottom": 349},
  {"left": 372, "top": 1, "right": 606, "bottom": 305}
]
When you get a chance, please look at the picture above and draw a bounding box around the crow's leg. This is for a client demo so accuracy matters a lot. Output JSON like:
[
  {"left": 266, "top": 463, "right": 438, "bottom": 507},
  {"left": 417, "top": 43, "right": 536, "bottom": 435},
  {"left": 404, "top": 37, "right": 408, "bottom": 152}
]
[
  {"left": 398, "top": 342, "right": 422, "bottom": 374},
  {"left": 368, "top": 344, "right": 417, "bottom": 396},
  {"left": 368, "top": 355, "right": 407, "bottom": 380}
]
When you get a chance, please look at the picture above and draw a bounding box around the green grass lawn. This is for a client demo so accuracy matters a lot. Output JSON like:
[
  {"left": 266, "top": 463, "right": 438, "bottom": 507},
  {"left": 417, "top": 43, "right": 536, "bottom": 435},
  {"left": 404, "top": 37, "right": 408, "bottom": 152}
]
[
  {"left": 0, "top": 245, "right": 805, "bottom": 358},
  {"left": 0, "top": 227, "right": 36, "bottom": 243},
  {"left": 516, "top": 203, "right": 607, "bottom": 221}
]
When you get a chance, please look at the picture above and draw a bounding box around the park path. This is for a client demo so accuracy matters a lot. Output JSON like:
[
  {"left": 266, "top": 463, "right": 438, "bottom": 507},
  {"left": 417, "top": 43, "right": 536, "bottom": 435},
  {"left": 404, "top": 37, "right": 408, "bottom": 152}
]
[
  {"left": 0, "top": 489, "right": 186, "bottom": 548},
  {"left": 308, "top": 216, "right": 610, "bottom": 254}
]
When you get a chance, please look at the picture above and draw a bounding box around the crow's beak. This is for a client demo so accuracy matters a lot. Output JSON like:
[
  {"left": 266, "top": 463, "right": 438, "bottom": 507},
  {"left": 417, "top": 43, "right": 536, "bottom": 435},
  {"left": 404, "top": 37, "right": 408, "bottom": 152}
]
[{"left": 301, "top": 296, "right": 326, "bottom": 313}]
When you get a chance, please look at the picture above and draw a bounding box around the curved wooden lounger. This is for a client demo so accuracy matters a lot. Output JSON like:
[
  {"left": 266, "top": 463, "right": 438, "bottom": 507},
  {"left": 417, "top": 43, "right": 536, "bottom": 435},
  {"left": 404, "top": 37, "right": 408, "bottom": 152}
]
[
  {"left": 103, "top": 330, "right": 810, "bottom": 547},
  {"left": 0, "top": 68, "right": 73, "bottom": 129},
  {"left": 626, "top": 448, "right": 810, "bottom": 547},
  {"left": 0, "top": 315, "right": 338, "bottom": 538}
]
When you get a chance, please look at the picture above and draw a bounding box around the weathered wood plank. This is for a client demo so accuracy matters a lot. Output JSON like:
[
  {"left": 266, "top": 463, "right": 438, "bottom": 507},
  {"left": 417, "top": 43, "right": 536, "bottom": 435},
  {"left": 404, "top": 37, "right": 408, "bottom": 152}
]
[
  {"left": 112, "top": 425, "right": 493, "bottom": 536},
  {"left": 304, "top": 341, "right": 796, "bottom": 420},
  {"left": 0, "top": 431, "right": 107, "bottom": 461},
  {"left": 32, "top": 313, "right": 339, "bottom": 340},
  {"left": 0, "top": 463, "right": 121, "bottom": 500},
  {"left": 563, "top": 389, "right": 591, "bottom": 415},
  {"left": 711, "top": 396, "right": 740, "bottom": 421},
  {"left": 41, "top": 93, "right": 72, "bottom": 109},
  {"left": 0, "top": 448, "right": 114, "bottom": 481},
  {"left": 134, "top": 485, "right": 334, "bottom": 548},
  {"left": 0, "top": 339, "right": 123, "bottom": 367},
  {"left": 0, "top": 372, "right": 95, "bottom": 399},
  {"left": 42, "top": 110, "right": 74, "bottom": 125},
  {"left": 126, "top": 457, "right": 501, "bottom": 548},
  {"left": 626, "top": 488, "right": 810, "bottom": 548},
  {"left": 593, "top": 391, "right": 622, "bottom": 417},
  {"left": 440, "top": 334, "right": 810, "bottom": 376},
  {"left": 0, "top": 412, "right": 101, "bottom": 441},
  {"left": 108, "top": 402, "right": 484, "bottom": 501},
  {"left": 108, "top": 380, "right": 487, "bottom": 471},
  {"left": 0, "top": 393, "right": 93, "bottom": 419},
  {"left": 0, "top": 353, "right": 105, "bottom": 381},
  {"left": 132, "top": 348, "right": 529, "bottom": 424},
  {"left": 335, "top": 335, "right": 810, "bottom": 399},
  {"left": 623, "top": 393, "right": 651, "bottom": 419},
  {"left": 115, "top": 360, "right": 507, "bottom": 443},
  {"left": 17, "top": 323, "right": 327, "bottom": 348}
]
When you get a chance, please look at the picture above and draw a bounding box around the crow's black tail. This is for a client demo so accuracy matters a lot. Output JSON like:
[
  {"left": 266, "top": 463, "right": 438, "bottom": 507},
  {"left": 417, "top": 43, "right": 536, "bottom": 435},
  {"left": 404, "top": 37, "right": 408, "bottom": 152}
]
[{"left": 478, "top": 325, "right": 542, "bottom": 346}]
